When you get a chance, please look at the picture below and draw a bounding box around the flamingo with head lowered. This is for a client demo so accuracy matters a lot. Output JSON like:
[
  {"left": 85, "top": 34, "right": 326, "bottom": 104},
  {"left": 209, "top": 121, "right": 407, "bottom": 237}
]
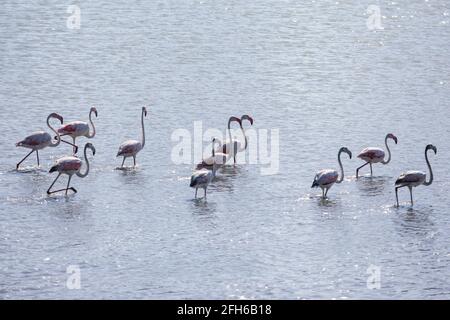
[
  {"left": 395, "top": 144, "right": 437, "bottom": 207},
  {"left": 196, "top": 138, "right": 229, "bottom": 170},
  {"left": 117, "top": 107, "right": 147, "bottom": 168},
  {"left": 312, "top": 147, "right": 352, "bottom": 198},
  {"left": 47, "top": 143, "right": 96, "bottom": 195},
  {"left": 190, "top": 138, "right": 220, "bottom": 199},
  {"left": 57, "top": 107, "right": 98, "bottom": 154},
  {"left": 356, "top": 133, "right": 398, "bottom": 178},
  {"left": 15, "top": 113, "right": 64, "bottom": 170}
]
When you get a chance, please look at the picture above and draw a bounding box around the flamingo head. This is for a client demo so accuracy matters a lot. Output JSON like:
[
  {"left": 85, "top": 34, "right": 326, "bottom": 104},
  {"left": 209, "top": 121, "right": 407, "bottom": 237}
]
[
  {"left": 85, "top": 142, "right": 96, "bottom": 156},
  {"left": 90, "top": 107, "right": 98, "bottom": 117},
  {"left": 142, "top": 107, "right": 148, "bottom": 117},
  {"left": 241, "top": 114, "right": 254, "bottom": 126},
  {"left": 426, "top": 144, "right": 437, "bottom": 155},
  {"left": 340, "top": 147, "right": 352, "bottom": 159},
  {"left": 49, "top": 113, "right": 63, "bottom": 124},
  {"left": 387, "top": 133, "right": 398, "bottom": 144},
  {"left": 228, "top": 116, "right": 242, "bottom": 128}
]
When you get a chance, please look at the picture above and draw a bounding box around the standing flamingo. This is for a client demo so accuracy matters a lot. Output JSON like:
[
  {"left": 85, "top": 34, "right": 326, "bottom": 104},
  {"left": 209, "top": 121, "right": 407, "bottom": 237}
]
[
  {"left": 216, "top": 116, "right": 242, "bottom": 165},
  {"left": 395, "top": 144, "right": 437, "bottom": 207},
  {"left": 117, "top": 107, "right": 147, "bottom": 168},
  {"left": 217, "top": 114, "right": 254, "bottom": 157},
  {"left": 47, "top": 143, "right": 96, "bottom": 195},
  {"left": 15, "top": 113, "right": 64, "bottom": 170},
  {"left": 57, "top": 107, "right": 98, "bottom": 154},
  {"left": 356, "top": 133, "right": 398, "bottom": 178},
  {"left": 311, "top": 147, "right": 352, "bottom": 198},
  {"left": 190, "top": 138, "right": 220, "bottom": 199},
  {"left": 196, "top": 138, "right": 229, "bottom": 170}
]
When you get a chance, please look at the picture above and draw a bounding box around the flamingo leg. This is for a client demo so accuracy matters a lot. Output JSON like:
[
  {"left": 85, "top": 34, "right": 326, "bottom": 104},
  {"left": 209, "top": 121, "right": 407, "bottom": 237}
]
[
  {"left": 356, "top": 162, "right": 369, "bottom": 178},
  {"left": 47, "top": 173, "right": 62, "bottom": 194},
  {"left": 321, "top": 188, "right": 325, "bottom": 198},
  {"left": 370, "top": 163, "right": 373, "bottom": 176},
  {"left": 65, "top": 175, "right": 72, "bottom": 196},
  {"left": 325, "top": 188, "right": 329, "bottom": 197},
  {"left": 121, "top": 157, "right": 126, "bottom": 168},
  {"left": 408, "top": 186, "right": 414, "bottom": 206},
  {"left": 204, "top": 187, "right": 207, "bottom": 199},
  {"left": 59, "top": 139, "right": 79, "bottom": 154},
  {"left": 133, "top": 156, "right": 136, "bottom": 167},
  {"left": 195, "top": 188, "right": 198, "bottom": 199},
  {"left": 395, "top": 185, "right": 406, "bottom": 207},
  {"left": 36, "top": 150, "right": 40, "bottom": 167},
  {"left": 72, "top": 137, "right": 76, "bottom": 154},
  {"left": 16, "top": 150, "right": 34, "bottom": 169}
]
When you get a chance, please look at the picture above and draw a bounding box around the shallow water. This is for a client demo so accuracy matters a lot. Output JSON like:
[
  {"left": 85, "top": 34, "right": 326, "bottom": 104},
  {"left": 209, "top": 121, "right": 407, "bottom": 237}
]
[{"left": 1, "top": 1, "right": 450, "bottom": 299}]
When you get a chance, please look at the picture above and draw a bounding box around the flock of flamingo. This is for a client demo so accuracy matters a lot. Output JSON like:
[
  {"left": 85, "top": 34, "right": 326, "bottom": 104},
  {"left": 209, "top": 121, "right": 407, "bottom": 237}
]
[{"left": 14, "top": 108, "right": 436, "bottom": 206}]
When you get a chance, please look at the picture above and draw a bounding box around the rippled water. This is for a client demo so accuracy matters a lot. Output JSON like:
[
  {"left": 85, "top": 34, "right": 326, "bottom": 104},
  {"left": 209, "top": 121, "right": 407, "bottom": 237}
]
[{"left": 1, "top": 1, "right": 450, "bottom": 299}]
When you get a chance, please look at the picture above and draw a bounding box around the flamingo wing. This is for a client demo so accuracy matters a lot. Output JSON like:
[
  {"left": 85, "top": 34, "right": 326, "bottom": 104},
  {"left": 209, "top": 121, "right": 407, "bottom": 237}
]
[
  {"left": 117, "top": 140, "right": 141, "bottom": 156},
  {"left": 312, "top": 169, "right": 338, "bottom": 187},
  {"left": 190, "top": 169, "right": 211, "bottom": 187},
  {"left": 358, "top": 147, "right": 385, "bottom": 160},
  {"left": 395, "top": 171, "right": 426, "bottom": 185}
]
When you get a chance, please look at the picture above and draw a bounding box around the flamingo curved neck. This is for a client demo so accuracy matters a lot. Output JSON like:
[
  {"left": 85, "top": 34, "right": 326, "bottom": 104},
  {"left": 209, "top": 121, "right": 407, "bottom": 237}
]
[
  {"left": 382, "top": 136, "right": 392, "bottom": 164},
  {"left": 240, "top": 123, "right": 248, "bottom": 150},
  {"left": 424, "top": 149, "right": 433, "bottom": 186},
  {"left": 141, "top": 109, "right": 146, "bottom": 149},
  {"left": 77, "top": 146, "right": 90, "bottom": 178},
  {"left": 337, "top": 150, "right": 344, "bottom": 183},
  {"left": 48, "top": 116, "right": 60, "bottom": 147},
  {"left": 87, "top": 110, "right": 96, "bottom": 138}
]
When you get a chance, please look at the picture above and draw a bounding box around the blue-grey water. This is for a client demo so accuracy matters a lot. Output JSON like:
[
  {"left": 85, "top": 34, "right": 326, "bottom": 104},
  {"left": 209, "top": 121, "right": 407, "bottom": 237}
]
[{"left": 1, "top": 0, "right": 450, "bottom": 299}]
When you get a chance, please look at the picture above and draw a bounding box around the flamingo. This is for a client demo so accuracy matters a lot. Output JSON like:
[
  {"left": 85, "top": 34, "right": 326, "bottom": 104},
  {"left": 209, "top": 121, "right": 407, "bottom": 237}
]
[
  {"left": 117, "top": 107, "right": 147, "bottom": 168},
  {"left": 57, "top": 107, "right": 98, "bottom": 154},
  {"left": 47, "top": 143, "right": 96, "bottom": 195},
  {"left": 216, "top": 116, "right": 243, "bottom": 165},
  {"left": 15, "top": 113, "right": 64, "bottom": 170},
  {"left": 311, "top": 147, "right": 352, "bottom": 198},
  {"left": 196, "top": 138, "right": 229, "bottom": 170},
  {"left": 356, "top": 133, "right": 398, "bottom": 178},
  {"left": 190, "top": 138, "right": 220, "bottom": 199},
  {"left": 395, "top": 144, "right": 437, "bottom": 207}
]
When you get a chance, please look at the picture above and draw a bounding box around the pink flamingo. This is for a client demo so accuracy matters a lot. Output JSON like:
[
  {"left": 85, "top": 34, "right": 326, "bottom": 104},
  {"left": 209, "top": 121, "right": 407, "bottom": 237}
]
[
  {"left": 15, "top": 113, "right": 64, "bottom": 170},
  {"left": 190, "top": 138, "right": 220, "bottom": 199},
  {"left": 57, "top": 107, "right": 98, "bottom": 154},
  {"left": 311, "top": 147, "right": 352, "bottom": 198},
  {"left": 356, "top": 133, "right": 398, "bottom": 178},
  {"left": 196, "top": 138, "right": 229, "bottom": 170},
  {"left": 216, "top": 116, "right": 243, "bottom": 165},
  {"left": 47, "top": 143, "right": 96, "bottom": 195},
  {"left": 117, "top": 107, "right": 147, "bottom": 168},
  {"left": 395, "top": 144, "right": 437, "bottom": 207}
]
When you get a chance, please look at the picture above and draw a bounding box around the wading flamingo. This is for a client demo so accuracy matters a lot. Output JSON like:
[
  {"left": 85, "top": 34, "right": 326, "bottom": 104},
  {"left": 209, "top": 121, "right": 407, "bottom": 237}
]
[
  {"left": 217, "top": 114, "right": 254, "bottom": 159},
  {"left": 47, "top": 143, "right": 96, "bottom": 195},
  {"left": 57, "top": 107, "right": 98, "bottom": 154},
  {"left": 117, "top": 107, "right": 147, "bottom": 168},
  {"left": 190, "top": 138, "right": 220, "bottom": 199},
  {"left": 15, "top": 113, "right": 64, "bottom": 170},
  {"left": 356, "top": 133, "right": 398, "bottom": 178},
  {"left": 196, "top": 138, "right": 229, "bottom": 170},
  {"left": 216, "top": 116, "right": 242, "bottom": 165},
  {"left": 311, "top": 147, "right": 352, "bottom": 198},
  {"left": 395, "top": 144, "right": 437, "bottom": 207}
]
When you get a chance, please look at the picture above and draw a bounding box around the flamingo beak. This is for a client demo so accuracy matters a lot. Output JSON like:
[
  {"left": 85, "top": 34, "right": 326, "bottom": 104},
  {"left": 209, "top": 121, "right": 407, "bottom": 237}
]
[{"left": 394, "top": 136, "right": 398, "bottom": 144}]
